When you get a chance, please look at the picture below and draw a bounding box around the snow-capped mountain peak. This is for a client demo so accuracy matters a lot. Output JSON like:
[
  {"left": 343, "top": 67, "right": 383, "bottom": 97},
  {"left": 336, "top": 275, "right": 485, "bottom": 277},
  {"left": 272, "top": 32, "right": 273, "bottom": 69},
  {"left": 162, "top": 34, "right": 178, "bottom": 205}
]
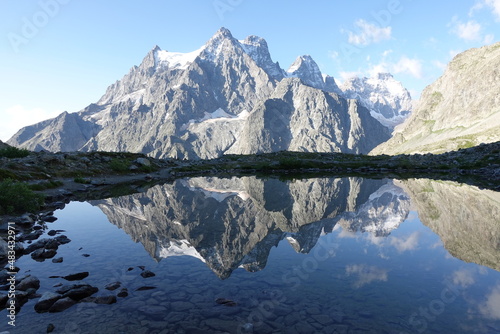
[
  {"left": 340, "top": 72, "right": 413, "bottom": 129},
  {"left": 154, "top": 45, "right": 205, "bottom": 70}
]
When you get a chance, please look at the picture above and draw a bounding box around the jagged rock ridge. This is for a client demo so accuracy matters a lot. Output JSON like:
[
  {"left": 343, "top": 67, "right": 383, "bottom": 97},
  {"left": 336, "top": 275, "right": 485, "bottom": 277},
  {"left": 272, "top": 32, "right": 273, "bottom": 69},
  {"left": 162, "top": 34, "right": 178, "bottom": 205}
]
[{"left": 8, "top": 28, "right": 407, "bottom": 159}]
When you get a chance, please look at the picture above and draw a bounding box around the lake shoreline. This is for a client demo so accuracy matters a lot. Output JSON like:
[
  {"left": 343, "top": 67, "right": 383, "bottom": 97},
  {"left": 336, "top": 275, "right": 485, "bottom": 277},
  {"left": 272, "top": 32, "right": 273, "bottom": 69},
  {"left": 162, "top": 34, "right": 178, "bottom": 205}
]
[{"left": 1, "top": 142, "right": 499, "bottom": 224}]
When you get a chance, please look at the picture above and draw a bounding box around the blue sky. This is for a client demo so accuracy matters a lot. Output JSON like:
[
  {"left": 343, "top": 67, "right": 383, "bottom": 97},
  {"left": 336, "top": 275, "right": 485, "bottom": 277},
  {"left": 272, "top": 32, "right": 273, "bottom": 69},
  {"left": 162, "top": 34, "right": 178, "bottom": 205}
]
[{"left": 0, "top": 0, "right": 499, "bottom": 140}]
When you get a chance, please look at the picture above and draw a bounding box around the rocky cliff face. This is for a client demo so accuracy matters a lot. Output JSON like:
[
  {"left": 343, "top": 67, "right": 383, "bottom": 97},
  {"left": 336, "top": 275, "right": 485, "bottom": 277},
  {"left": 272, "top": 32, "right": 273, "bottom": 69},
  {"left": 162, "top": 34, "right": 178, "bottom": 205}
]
[
  {"left": 8, "top": 28, "right": 402, "bottom": 159},
  {"left": 228, "top": 78, "right": 391, "bottom": 154},
  {"left": 372, "top": 42, "right": 500, "bottom": 155},
  {"left": 90, "top": 177, "right": 410, "bottom": 279},
  {"left": 399, "top": 179, "right": 500, "bottom": 271}
]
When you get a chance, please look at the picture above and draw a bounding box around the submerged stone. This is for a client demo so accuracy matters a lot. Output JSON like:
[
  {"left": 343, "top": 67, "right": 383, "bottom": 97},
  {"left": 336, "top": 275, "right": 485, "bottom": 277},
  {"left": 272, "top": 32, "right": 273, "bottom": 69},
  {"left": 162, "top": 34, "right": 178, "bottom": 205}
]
[
  {"left": 56, "top": 284, "right": 98, "bottom": 301},
  {"left": 62, "top": 272, "right": 89, "bottom": 281},
  {"left": 104, "top": 282, "right": 121, "bottom": 291},
  {"left": 35, "top": 292, "right": 62, "bottom": 313},
  {"left": 49, "top": 297, "right": 76, "bottom": 312},
  {"left": 140, "top": 270, "right": 155, "bottom": 278},
  {"left": 16, "top": 275, "right": 40, "bottom": 291}
]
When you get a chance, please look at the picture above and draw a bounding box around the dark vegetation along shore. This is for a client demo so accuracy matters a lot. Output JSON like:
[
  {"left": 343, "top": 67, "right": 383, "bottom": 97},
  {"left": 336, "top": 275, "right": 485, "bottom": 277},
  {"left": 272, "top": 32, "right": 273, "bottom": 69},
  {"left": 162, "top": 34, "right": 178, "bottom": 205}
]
[{"left": 0, "top": 141, "right": 499, "bottom": 221}]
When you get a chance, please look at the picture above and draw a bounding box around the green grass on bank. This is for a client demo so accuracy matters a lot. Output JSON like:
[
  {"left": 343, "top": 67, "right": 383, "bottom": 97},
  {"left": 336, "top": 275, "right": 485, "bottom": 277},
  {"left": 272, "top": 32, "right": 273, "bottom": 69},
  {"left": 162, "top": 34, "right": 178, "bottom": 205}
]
[{"left": 0, "top": 179, "right": 45, "bottom": 214}]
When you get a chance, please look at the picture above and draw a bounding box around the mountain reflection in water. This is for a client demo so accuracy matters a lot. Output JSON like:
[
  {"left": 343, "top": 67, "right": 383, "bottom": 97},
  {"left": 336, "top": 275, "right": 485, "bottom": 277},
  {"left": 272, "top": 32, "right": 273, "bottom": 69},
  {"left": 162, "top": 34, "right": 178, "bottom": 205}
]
[
  {"left": 90, "top": 176, "right": 499, "bottom": 277},
  {"left": 399, "top": 179, "right": 500, "bottom": 271}
]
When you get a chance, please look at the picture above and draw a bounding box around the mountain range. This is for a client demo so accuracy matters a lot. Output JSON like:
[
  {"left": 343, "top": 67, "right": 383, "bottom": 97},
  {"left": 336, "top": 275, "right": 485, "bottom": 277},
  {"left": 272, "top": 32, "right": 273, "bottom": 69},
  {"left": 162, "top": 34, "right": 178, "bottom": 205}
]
[
  {"left": 7, "top": 28, "right": 412, "bottom": 159},
  {"left": 7, "top": 28, "right": 499, "bottom": 157}
]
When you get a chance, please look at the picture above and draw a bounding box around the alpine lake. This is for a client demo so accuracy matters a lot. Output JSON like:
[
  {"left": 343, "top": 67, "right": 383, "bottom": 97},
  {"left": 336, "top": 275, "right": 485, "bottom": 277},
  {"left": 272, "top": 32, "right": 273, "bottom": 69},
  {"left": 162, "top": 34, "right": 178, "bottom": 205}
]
[{"left": 2, "top": 176, "right": 500, "bottom": 334}]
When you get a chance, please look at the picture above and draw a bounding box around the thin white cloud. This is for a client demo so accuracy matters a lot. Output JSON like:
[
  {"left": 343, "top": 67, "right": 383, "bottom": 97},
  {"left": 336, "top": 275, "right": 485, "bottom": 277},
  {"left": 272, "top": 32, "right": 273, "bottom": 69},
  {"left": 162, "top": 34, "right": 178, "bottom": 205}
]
[
  {"left": 479, "top": 284, "right": 500, "bottom": 319},
  {"left": 451, "top": 269, "right": 476, "bottom": 288},
  {"left": 338, "top": 71, "right": 363, "bottom": 82},
  {"left": 0, "top": 105, "right": 60, "bottom": 141},
  {"left": 368, "top": 63, "right": 390, "bottom": 77},
  {"left": 337, "top": 226, "right": 359, "bottom": 238},
  {"left": 485, "top": 0, "right": 500, "bottom": 20},
  {"left": 392, "top": 56, "right": 423, "bottom": 79},
  {"left": 450, "top": 17, "right": 483, "bottom": 41},
  {"left": 430, "top": 239, "right": 444, "bottom": 249},
  {"left": 390, "top": 231, "right": 420, "bottom": 252},
  {"left": 345, "top": 264, "right": 388, "bottom": 288},
  {"left": 382, "top": 49, "right": 393, "bottom": 57},
  {"left": 428, "top": 37, "right": 439, "bottom": 45},
  {"left": 470, "top": 1, "right": 486, "bottom": 16},
  {"left": 484, "top": 33, "right": 495, "bottom": 44},
  {"left": 432, "top": 60, "right": 447, "bottom": 71},
  {"left": 449, "top": 15, "right": 494, "bottom": 44},
  {"left": 365, "top": 52, "right": 423, "bottom": 79},
  {"left": 475, "top": 0, "right": 500, "bottom": 21},
  {"left": 449, "top": 49, "right": 462, "bottom": 59},
  {"left": 347, "top": 19, "right": 392, "bottom": 46},
  {"left": 478, "top": 266, "right": 489, "bottom": 275},
  {"left": 329, "top": 50, "right": 340, "bottom": 59},
  {"left": 365, "top": 233, "right": 386, "bottom": 247}
]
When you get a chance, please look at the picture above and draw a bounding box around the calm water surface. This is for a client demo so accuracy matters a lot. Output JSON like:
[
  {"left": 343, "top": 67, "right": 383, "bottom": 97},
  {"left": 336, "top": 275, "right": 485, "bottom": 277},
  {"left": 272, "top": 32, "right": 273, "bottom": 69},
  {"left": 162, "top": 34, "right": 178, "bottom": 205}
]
[{"left": 2, "top": 176, "right": 500, "bottom": 334}]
